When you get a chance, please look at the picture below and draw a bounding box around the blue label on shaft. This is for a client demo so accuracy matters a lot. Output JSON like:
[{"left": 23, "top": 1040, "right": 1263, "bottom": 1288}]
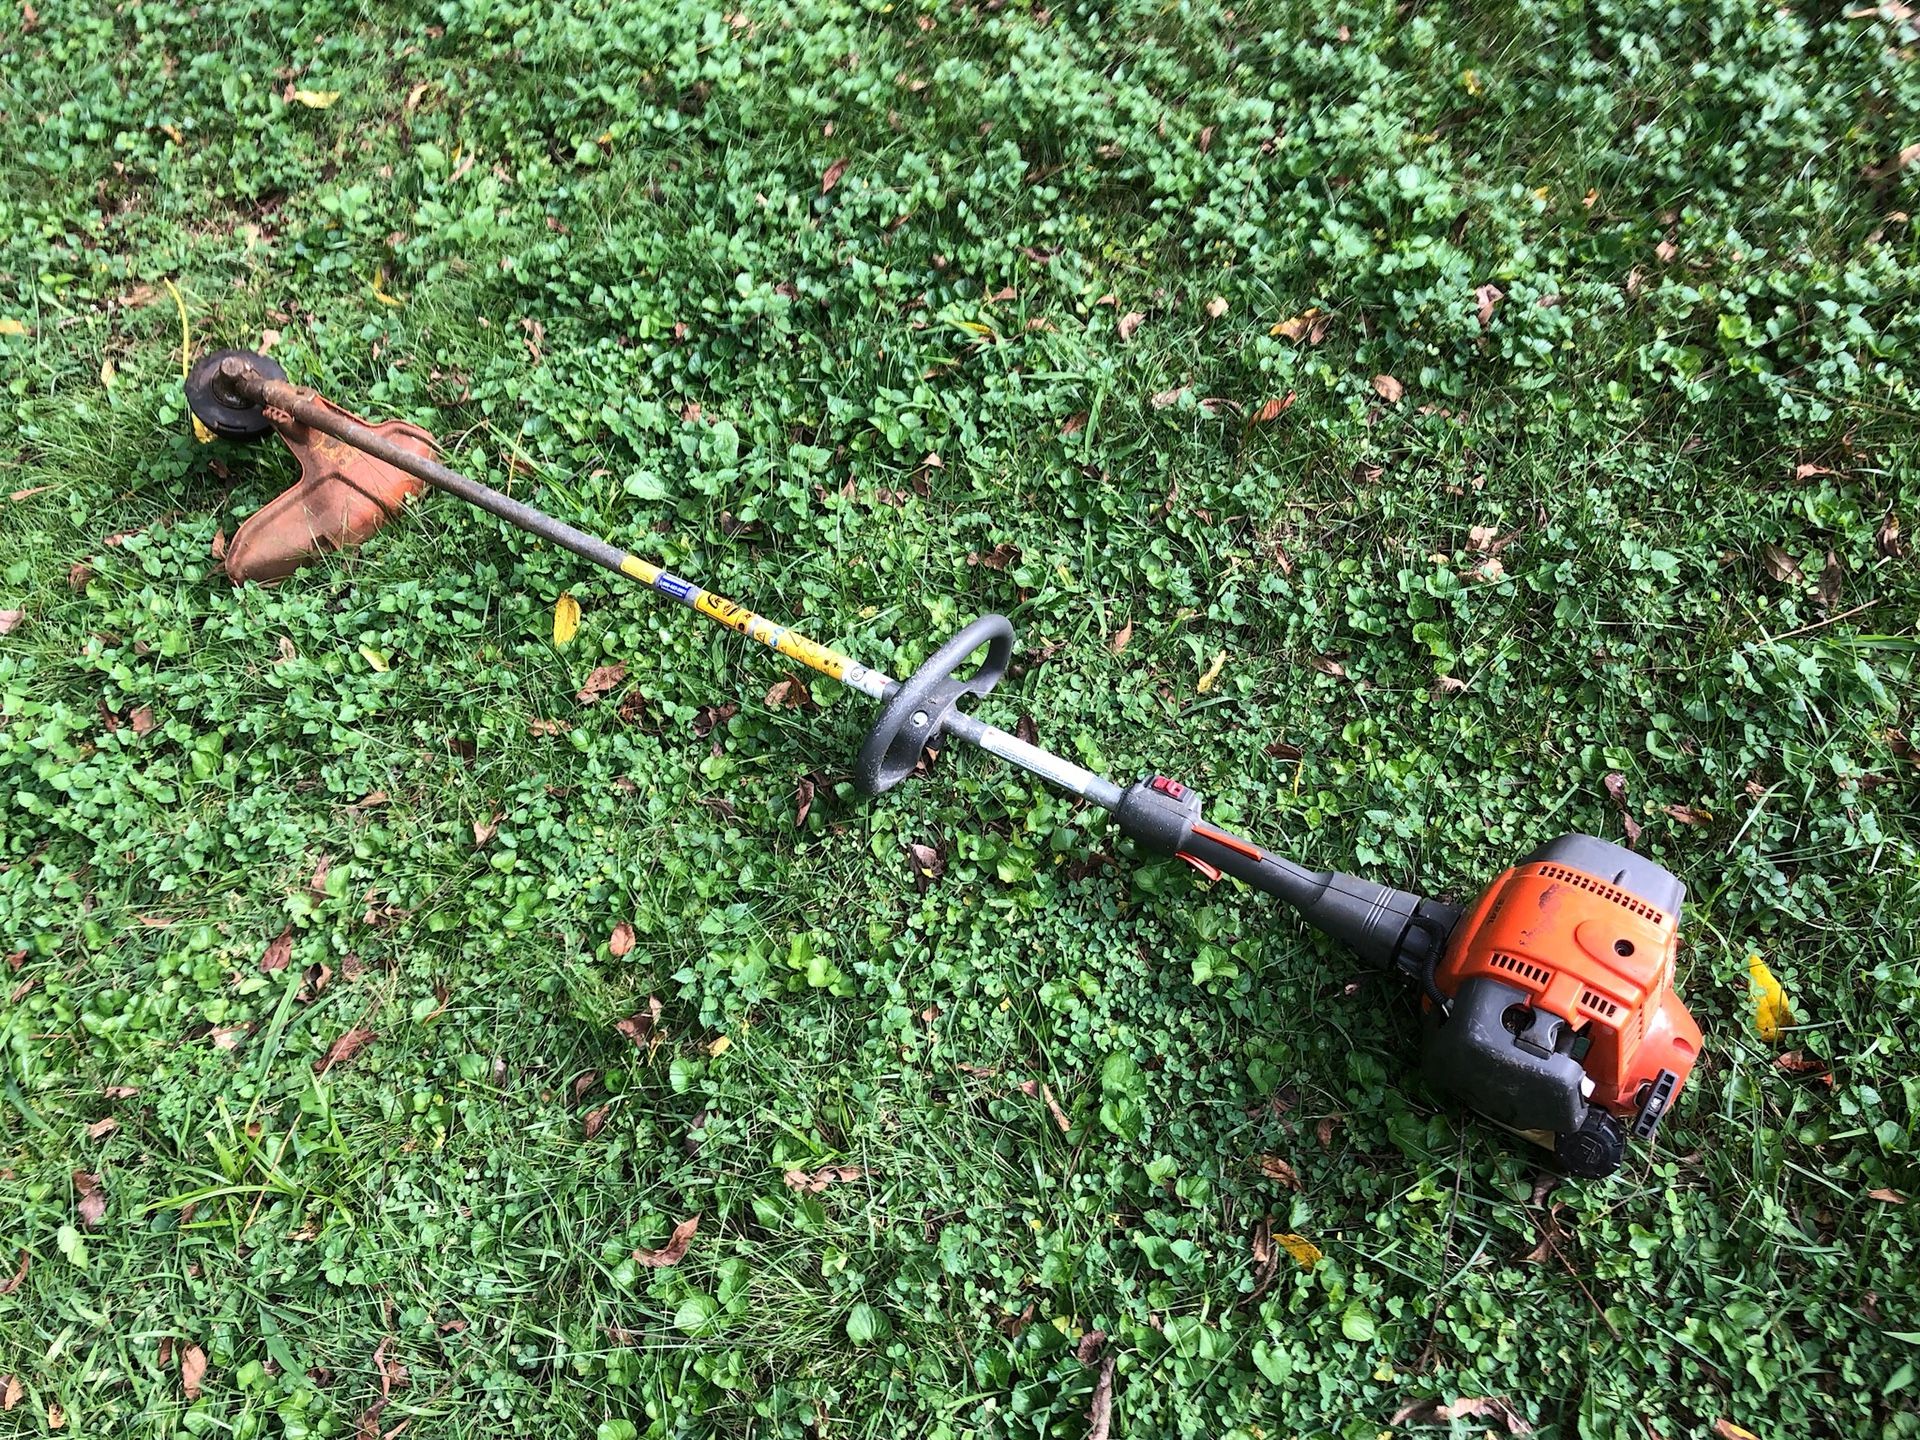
[{"left": 656, "top": 574, "right": 698, "bottom": 603}]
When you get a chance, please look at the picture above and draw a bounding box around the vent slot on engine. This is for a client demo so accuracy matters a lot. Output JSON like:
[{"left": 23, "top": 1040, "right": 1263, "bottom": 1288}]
[
  {"left": 1578, "top": 988, "right": 1623, "bottom": 1025},
  {"left": 1538, "top": 863, "right": 1666, "bottom": 925},
  {"left": 1489, "top": 951, "right": 1552, "bottom": 989}
]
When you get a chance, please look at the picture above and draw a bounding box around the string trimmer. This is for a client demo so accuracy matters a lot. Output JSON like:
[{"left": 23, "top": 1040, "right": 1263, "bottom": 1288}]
[{"left": 185, "top": 349, "right": 1702, "bottom": 1178}]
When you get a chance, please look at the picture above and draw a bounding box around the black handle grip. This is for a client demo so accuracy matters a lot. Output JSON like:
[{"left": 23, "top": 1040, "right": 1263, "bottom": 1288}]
[{"left": 855, "top": 614, "right": 1014, "bottom": 795}]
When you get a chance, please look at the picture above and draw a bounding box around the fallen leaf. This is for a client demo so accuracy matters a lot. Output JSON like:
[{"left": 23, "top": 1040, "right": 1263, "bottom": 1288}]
[
  {"left": 47, "top": 1401, "right": 62, "bottom": 1429},
  {"left": 102, "top": 1085, "right": 139, "bottom": 1100},
  {"left": 74, "top": 1170, "right": 106, "bottom": 1227},
  {"left": 1204, "top": 295, "right": 1228, "bottom": 319},
  {"left": 783, "top": 1165, "right": 867, "bottom": 1192},
  {"left": 1196, "top": 650, "right": 1227, "bottom": 693},
  {"left": 0, "top": 318, "right": 28, "bottom": 337},
  {"left": 291, "top": 88, "right": 340, "bottom": 109},
  {"left": 1257, "top": 1155, "right": 1301, "bottom": 1191},
  {"left": 581, "top": 1105, "right": 612, "bottom": 1139},
  {"left": 1711, "top": 1422, "right": 1762, "bottom": 1440},
  {"left": 130, "top": 705, "right": 159, "bottom": 737},
  {"left": 1, "top": 1375, "right": 17, "bottom": 1411},
  {"left": 1110, "top": 620, "right": 1133, "bottom": 654},
  {"left": 1269, "top": 309, "right": 1329, "bottom": 344},
  {"left": 67, "top": 563, "right": 93, "bottom": 591},
  {"left": 615, "top": 996, "right": 663, "bottom": 1050},
  {"left": 629, "top": 1213, "right": 698, "bottom": 1267},
  {"left": 314, "top": 1028, "right": 375, "bottom": 1075},
  {"left": 1748, "top": 953, "right": 1793, "bottom": 1043},
  {"left": 1263, "top": 739, "right": 1303, "bottom": 760},
  {"left": 1866, "top": 141, "right": 1920, "bottom": 182},
  {"left": 1468, "top": 524, "right": 1500, "bottom": 553},
  {"left": 1148, "top": 385, "right": 1189, "bottom": 409},
  {"left": 1663, "top": 803, "right": 1710, "bottom": 826},
  {"left": 1474, "top": 282, "right": 1505, "bottom": 329},
  {"left": 553, "top": 593, "right": 581, "bottom": 647},
  {"left": 1252, "top": 393, "right": 1295, "bottom": 424},
  {"left": 692, "top": 703, "right": 736, "bottom": 737},
  {"left": 576, "top": 662, "right": 626, "bottom": 703},
  {"left": 1018, "top": 1079, "right": 1072, "bottom": 1132},
  {"left": 1275, "top": 1233, "right": 1322, "bottom": 1268},
  {"left": 298, "top": 962, "right": 332, "bottom": 1002},
  {"left": 1117, "top": 311, "right": 1145, "bottom": 342},
  {"left": 1814, "top": 549, "right": 1843, "bottom": 609},
  {"left": 794, "top": 774, "right": 816, "bottom": 827},
  {"left": 821, "top": 156, "right": 849, "bottom": 193},
  {"left": 1878, "top": 512, "right": 1904, "bottom": 558},
  {"left": 1308, "top": 655, "right": 1347, "bottom": 678},
  {"left": 764, "top": 676, "right": 813, "bottom": 709},
  {"left": 182, "top": 1344, "right": 207, "bottom": 1400},
  {"left": 1370, "top": 373, "right": 1404, "bottom": 403},
  {"left": 0, "top": 610, "right": 21, "bottom": 635},
  {"left": 357, "top": 645, "right": 388, "bottom": 673},
  {"left": 609, "top": 922, "right": 636, "bottom": 957},
  {"left": 472, "top": 814, "right": 500, "bottom": 847},
  {"left": 0, "top": 1250, "right": 28, "bottom": 1296},
  {"left": 906, "top": 841, "right": 945, "bottom": 883},
  {"left": 1795, "top": 461, "right": 1837, "bottom": 479},
  {"left": 209, "top": 1024, "right": 249, "bottom": 1050},
  {"left": 86, "top": 1117, "right": 118, "bottom": 1140},
  {"left": 527, "top": 717, "right": 570, "bottom": 737},
  {"left": 1774, "top": 1050, "right": 1829, "bottom": 1081},
  {"left": 1086, "top": 1355, "right": 1116, "bottom": 1440},
  {"left": 1655, "top": 237, "right": 1678, "bottom": 263},
  {"left": 1060, "top": 412, "right": 1087, "bottom": 435},
  {"left": 707, "top": 1034, "right": 732, "bottom": 1057},
  {"left": 260, "top": 927, "right": 293, "bottom": 973},
  {"left": 1869, "top": 1187, "right": 1906, "bottom": 1204}
]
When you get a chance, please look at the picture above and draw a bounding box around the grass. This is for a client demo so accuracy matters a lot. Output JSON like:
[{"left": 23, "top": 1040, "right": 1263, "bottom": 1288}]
[{"left": 2, "top": 0, "right": 1918, "bottom": 1436}]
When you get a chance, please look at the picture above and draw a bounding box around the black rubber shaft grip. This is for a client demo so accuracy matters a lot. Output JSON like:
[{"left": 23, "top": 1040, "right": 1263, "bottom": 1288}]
[{"left": 855, "top": 614, "right": 1014, "bottom": 795}]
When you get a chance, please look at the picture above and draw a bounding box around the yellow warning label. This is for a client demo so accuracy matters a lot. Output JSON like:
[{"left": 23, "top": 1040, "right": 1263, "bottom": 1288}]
[
  {"left": 619, "top": 554, "right": 661, "bottom": 585},
  {"left": 776, "top": 630, "right": 849, "bottom": 680}
]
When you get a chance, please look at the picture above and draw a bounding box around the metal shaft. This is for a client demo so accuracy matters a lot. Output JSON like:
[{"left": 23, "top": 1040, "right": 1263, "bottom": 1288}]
[{"left": 224, "top": 362, "right": 1124, "bottom": 809}]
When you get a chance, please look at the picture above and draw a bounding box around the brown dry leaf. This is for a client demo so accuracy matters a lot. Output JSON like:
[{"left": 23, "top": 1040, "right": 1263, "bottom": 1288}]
[
  {"left": 260, "top": 926, "right": 293, "bottom": 973},
  {"left": 609, "top": 921, "right": 636, "bottom": 957},
  {"left": 821, "top": 156, "right": 849, "bottom": 193},
  {"left": 1014, "top": 714, "right": 1039, "bottom": 745},
  {"left": 1117, "top": 311, "right": 1145, "bottom": 342},
  {"left": 906, "top": 841, "right": 945, "bottom": 883},
  {"left": 1086, "top": 1355, "right": 1116, "bottom": 1440},
  {"left": 1308, "top": 655, "right": 1347, "bottom": 678},
  {"left": 1148, "top": 385, "right": 1189, "bottom": 409},
  {"left": 472, "top": 814, "right": 500, "bottom": 847},
  {"left": 1018, "top": 1079, "right": 1072, "bottom": 1133},
  {"left": 1075, "top": 1329, "right": 1107, "bottom": 1365},
  {"left": 1204, "top": 295, "right": 1228, "bottom": 319},
  {"left": 1879, "top": 512, "right": 1904, "bottom": 558},
  {"left": 764, "top": 676, "right": 813, "bottom": 710},
  {"left": 1257, "top": 1154, "right": 1301, "bottom": 1191},
  {"left": 86, "top": 1116, "right": 118, "bottom": 1140},
  {"left": 1866, "top": 142, "right": 1920, "bottom": 182},
  {"left": 1474, "top": 282, "right": 1505, "bottom": 329},
  {"left": 1109, "top": 620, "right": 1133, "bottom": 655},
  {"left": 576, "top": 663, "right": 626, "bottom": 703},
  {"left": 299, "top": 962, "right": 333, "bottom": 1003},
  {"left": 1762, "top": 544, "right": 1802, "bottom": 584},
  {"left": 0, "top": 1250, "right": 28, "bottom": 1297},
  {"left": 1655, "top": 238, "right": 1679, "bottom": 263},
  {"left": 794, "top": 774, "right": 816, "bottom": 827},
  {"left": 1664, "top": 803, "right": 1710, "bottom": 826},
  {"left": 1370, "top": 373, "right": 1404, "bottom": 403},
  {"left": 314, "top": 1028, "right": 375, "bottom": 1075},
  {"left": 615, "top": 996, "right": 664, "bottom": 1050},
  {"left": 968, "top": 542, "right": 1020, "bottom": 571},
  {"left": 0, "top": 610, "right": 22, "bottom": 636},
  {"left": 67, "top": 562, "right": 93, "bottom": 591},
  {"left": 1869, "top": 1187, "right": 1907, "bottom": 1203},
  {"left": 632, "top": 1214, "right": 700, "bottom": 1267},
  {"left": 692, "top": 702, "right": 737, "bottom": 738},
  {"left": 1263, "top": 738, "right": 1303, "bottom": 760},
  {"left": 74, "top": 1170, "right": 106, "bottom": 1227},
  {"left": 210, "top": 1024, "right": 250, "bottom": 1051},
  {"left": 582, "top": 1105, "right": 611, "bottom": 1139},
  {"left": 1060, "top": 411, "right": 1087, "bottom": 435},
  {"left": 1, "top": 1374, "right": 18, "bottom": 1411},
  {"left": 1794, "top": 461, "right": 1837, "bottom": 479},
  {"left": 1711, "top": 1422, "right": 1762, "bottom": 1440},
  {"left": 1814, "top": 549, "right": 1843, "bottom": 609},
  {"left": 47, "top": 1401, "right": 63, "bottom": 1430},
  {"left": 1774, "top": 1050, "right": 1829, "bottom": 1078},
  {"left": 783, "top": 1165, "right": 867, "bottom": 1192},
  {"left": 182, "top": 1345, "right": 207, "bottom": 1401},
  {"left": 1251, "top": 393, "right": 1295, "bottom": 423}
]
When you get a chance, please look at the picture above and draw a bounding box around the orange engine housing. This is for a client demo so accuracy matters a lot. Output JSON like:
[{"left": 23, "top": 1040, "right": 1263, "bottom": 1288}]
[{"left": 1435, "top": 857, "right": 1702, "bottom": 1117}]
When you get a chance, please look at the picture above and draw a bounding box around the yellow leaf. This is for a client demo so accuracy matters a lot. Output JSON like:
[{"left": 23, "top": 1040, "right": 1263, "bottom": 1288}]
[
  {"left": 1749, "top": 953, "right": 1793, "bottom": 1042},
  {"left": 1276, "top": 1233, "right": 1322, "bottom": 1268},
  {"left": 1461, "top": 69, "right": 1483, "bottom": 95},
  {"left": 100, "top": 357, "right": 116, "bottom": 389},
  {"left": 553, "top": 593, "right": 581, "bottom": 648},
  {"left": 292, "top": 88, "right": 341, "bottom": 109},
  {"left": 371, "top": 269, "right": 404, "bottom": 308},
  {"left": 358, "top": 645, "right": 389, "bottom": 673},
  {"left": 0, "top": 318, "right": 27, "bottom": 336},
  {"left": 1196, "top": 650, "right": 1227, "bottom": 693},
  {"left": 707, "top": 1035, "right": 732, "bottom": 1057}
]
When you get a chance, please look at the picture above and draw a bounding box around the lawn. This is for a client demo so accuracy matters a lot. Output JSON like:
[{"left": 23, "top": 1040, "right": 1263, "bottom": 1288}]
[{"left": 2, "top": 0, "right": 1918, "bottom": 1436}]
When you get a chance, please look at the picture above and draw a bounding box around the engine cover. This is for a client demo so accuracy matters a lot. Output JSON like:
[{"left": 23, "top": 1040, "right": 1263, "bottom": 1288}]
[{"left": 1421, "top": 835, "right": 1703, "bottom": 1171}]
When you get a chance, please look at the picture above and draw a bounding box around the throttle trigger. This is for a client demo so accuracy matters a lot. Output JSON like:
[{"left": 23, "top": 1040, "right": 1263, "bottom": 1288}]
[{"left": 1176, "top": 851, "right": 1222, "bottom": 882}]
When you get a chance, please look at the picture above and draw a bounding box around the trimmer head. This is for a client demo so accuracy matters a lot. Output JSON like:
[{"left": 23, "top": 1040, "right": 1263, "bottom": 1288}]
[{"left": 185, "top": 348, "right": 287, "bottom": 439}]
